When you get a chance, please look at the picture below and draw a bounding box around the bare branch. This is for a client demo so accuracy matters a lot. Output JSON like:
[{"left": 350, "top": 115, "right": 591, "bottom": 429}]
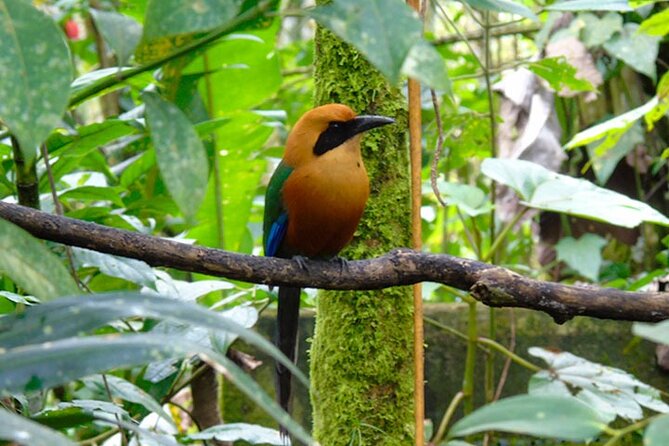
[{"left": 1, "top": 201, "right": 668, "bottom": 323}]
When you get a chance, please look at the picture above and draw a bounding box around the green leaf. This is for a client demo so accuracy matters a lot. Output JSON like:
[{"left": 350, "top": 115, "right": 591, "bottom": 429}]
[
  {"left": 449, "top": 394, "right": 605, "bottom": 441},
  {"left": 528, "top": 347, "right": 669, "bottom": 423},
  {"left": 82, "top": 375, "right": 171, "bottom": 424},
  {"left": 604, "top": 23, "right": 660, "bottom": 80},
  {"left": 308, "top": 0, "right": 449, "bottom": 90},
  {"left": 0, "top": 408, "right": 76, "bottom": 446},
  {"left": 90, "top": 9, "right": 142, "bottom": 64},
  {"left": 638, "top": 8, "right": 669, "bottom": 36},
  {"left": 142, "top": 0, "right": 239, "bottom": 40},
  {"left": 587, "top": 121, "right": 644, "bottom": 185},
  {"left": 72, "top": 248, "right": 156, "bottom": 288},
  {"left": 188, "top": 423, "right": 283, "bottom": 444},
  {"left": 0, "top": 0, "right": 72, "bottom": 161},
  {"left": 555, "top": 234, "right": 607, "bottom": 281},
  {"left": 645, "top": 414, "right": 669, "bottom": 446},
  {"left": 528, "top": 57, "right": 595, "bottom": 93},
  {"left": 0, "top": 293, "right": 304, "bottom": 386},
  {"left": 547, "top": 0, "right": 632, "bottom": 11},
  {"left": 432, "top": 181, "right": 492, "bottom": 217},
  {"left": 481, "top": 158, "right": 669, "bottom": 228},
  {"left": 143, "top": 92, "right": 209, "bottom": 221},
  {"left": 565, "top": 96, "right": 658, "bottom": 149},
  {"left": 577, "top": 12, "right": 623, "bottom": 47},
  {"left": 46, "top": 120, "right": 139, "bottom": 158},
  {"left": 0, "top": 334, "right": 312, "bottom": 445},
  {"left": 0, "top": 219, "right": 79, "bottom": 301},
  {"left": 58, "top": 186, "right": 125, "bottom": 207},
  {"left": 460, "top": 0, "right": 538, "bottom": 20}
]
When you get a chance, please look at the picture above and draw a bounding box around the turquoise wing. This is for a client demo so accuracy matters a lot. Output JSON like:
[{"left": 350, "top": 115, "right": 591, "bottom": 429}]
[{"left": 263, "top": 161, "right": 293, "bottom": 257}]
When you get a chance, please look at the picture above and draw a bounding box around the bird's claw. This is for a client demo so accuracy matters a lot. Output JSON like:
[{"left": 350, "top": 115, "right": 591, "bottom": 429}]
[
  {"left": 331, "top": 256, "right": 350, "bottom": 274},
  {"left": 292, "top": 255, "right": 310, "bottom": 271}
]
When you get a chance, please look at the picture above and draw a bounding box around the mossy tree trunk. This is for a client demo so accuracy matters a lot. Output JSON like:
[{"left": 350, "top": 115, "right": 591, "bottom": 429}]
[{"left": 309, "top": 24, "right": 415, "bottom": 445}]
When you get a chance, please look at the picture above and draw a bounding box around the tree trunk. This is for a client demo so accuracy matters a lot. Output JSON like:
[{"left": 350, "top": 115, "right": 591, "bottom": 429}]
[{"left": 310, "top": 23, "right": 415, "bottom": 445}]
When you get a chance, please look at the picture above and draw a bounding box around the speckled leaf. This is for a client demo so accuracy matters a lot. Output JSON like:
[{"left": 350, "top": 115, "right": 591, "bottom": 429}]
[
  {"left": 0, "top": 219, "right": 79, "bottom": 301},
  {"left": 604, "top": 23, "right": 660, "bottom": 80},
  {"left": 0, "top": 408, "right": 76, "bottom": 446},
  {"left": 449, "top": 394, "right": 605, "bottom": 441},
  {"left": 308, "top": 0, "right": 448, "bottom": 89},
  {"left": 144, "top": 92, "right": 209, "bottom": 221},
  {"left": 188, "top": 423, "right": 283, "bottom": 444},
  {"left": 142, "top": 0, "right": 239, "bottom": 40},
  {"left": 0, "top": 334, "right": 313, "bottom": 445},
  {"left": 90, "top": 9, "right": 142, "bottom": 64},
  {"left": 0, "top": 0, "right": 72, "bottom": 161}
]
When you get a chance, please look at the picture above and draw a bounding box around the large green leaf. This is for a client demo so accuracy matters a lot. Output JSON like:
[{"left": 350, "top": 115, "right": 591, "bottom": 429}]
[
  {"left": 577, "top": 12, "right": 623, "bottom": 47},
  {"left": 481, "top": 158, "right": 669, "bottom": 228},
  {"left": 604, "top": 23, "right": 660, "bottom": 80},
  {"left": 0, "top": 408, "right": 76, "bottom": 446},
  {"left": 0, "top": 335, "right": 313, "bottom": 445},
  {"left": 0, "top": 0, "right": 72, "bottom": 161},
  {"left": 547, "top": 0, "right": 632, "bottom": 11},
  {"left": 0, "top": 219, "right": 79, "bottom": 301},
  {"left": 639, "top": 8, "right": 669, "bottom": 36},
  {"left": 461, "top": 0, "right": 538, "bottom": 20},
  {"left": 0, "top": 292, "right": 304, "bottom": 386},
  {"left": 144, "top": 92, "right": 209, "bottom": 221},
  {"left": 645, "top": 414, "right": 669, "bottom": 446},
  {"left": 449, "top": 394, "right": 605, "bottom": 441},
  {"left": 308, "top": 0, "right": 448, "bottom": 90},
  {"left": 528, "top": 57, "right": 595, "bottom": 93},
  {"left": 587, "top": 121, "right": 644, "bottom": 185},
  {"left": 555, "top": 234, "right": 607, "bottom": 281},
  {"left": 90, "top": 9, "right": 142, "bottom": 64},
  {"left": 142, "top": 0, "right": 239, "bottom": 40}
]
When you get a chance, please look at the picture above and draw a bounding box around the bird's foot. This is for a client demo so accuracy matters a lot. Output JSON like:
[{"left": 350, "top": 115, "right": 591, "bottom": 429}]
[
  {"left": 330, "top": 256, "right": 350, "bottom": 274},
  {"left": 292, "top": 255, "right": 310, "bottom": 271}
]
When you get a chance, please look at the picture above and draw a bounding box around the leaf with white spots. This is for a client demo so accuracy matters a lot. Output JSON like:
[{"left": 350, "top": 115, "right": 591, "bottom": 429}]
[
  {"left": 144, "top": 92, "right": 209, "bottom": 221},
  {"left": 0, "top": 0, "right": 72, "bottom": 161},
  {"left": 0, "top": 219, "right": 79, "bottom": 301},
  {"left": 449, "top": 394, "right": 606, "bottom": 441},
  {"left": 90, "top": 9, "right": 142, "bottom": 65},
  {"left": 0, "top": 408, "right": 76, "bottom": 446},
  {"left": 141, "top": 0, "right": 239, "bottom": 40}
]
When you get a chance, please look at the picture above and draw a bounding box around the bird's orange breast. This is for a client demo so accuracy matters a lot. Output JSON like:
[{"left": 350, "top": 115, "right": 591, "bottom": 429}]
[{"left": 282, "top": 142, "right": 369, "bottom": 258}]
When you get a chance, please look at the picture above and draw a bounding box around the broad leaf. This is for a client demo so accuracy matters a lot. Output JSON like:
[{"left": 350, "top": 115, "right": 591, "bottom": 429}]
[
  {"left": 0, "top": 0, "right": 72, "bottom": 160},
  {"left": 634, "top": 320, "right": 669, "bottom": 345},
  {"left": 0, "top": 293, "right": 303, "bottom": 385},
  {"left": 528, "top": 57, "right": 595, "bottom": 93},
  {"left": 72, "top": 247, "right": 156, "bottom": 288},
  {"left": 547, "top": 0, "right": 632, "bottom": 11},
  {"left": 308, "top": 0, "right": 448, "bottom": 90},
  {"left": 529, "top": 348, "right": 669, "bottom": 423},
  {"left": 141, "top": 0, "right": 239, "bottom": 40},
  {"left": 587, "top": 121, "right": 644, "bottom": 185},
  {"left": 577, "top": 12, "right": 623, "bottom": 47},
  {"left": 604, "top": 23, "right": 660, "bottom": 80},
  {"left": 449, "top": 394, "right": 605, "bottom": 441},
  {"left": 431, "top": 181, "right": 492, "bottom": 217},
  {"left": 144, "top": 92, "right": 209, "bottom": 221},
  {"left": 555, "top": 234, "right": 607, "bottom": 281},
  {"left": 645, "top": 414, "right": 669, "bottom": 446},
  {"left": 481, "top": 158, "right": 669, "bottom": 228},
  {"left": 90, "top": 9, "right": 142, "bottom": 64},
  {"left": 0, "top": 408, "right": 76, "bottom": 446},
  {"left": 0, "top": 219, "right": 79, "bottom": 301},
  {"left": 638, "top": 8, "right": 669, "bottom": 36},
  {"left": 0, "top": 335, "right": 313, "bottom": 445},
  {"left": 188, "top": 423, "right": 283, "bottom": 444}
]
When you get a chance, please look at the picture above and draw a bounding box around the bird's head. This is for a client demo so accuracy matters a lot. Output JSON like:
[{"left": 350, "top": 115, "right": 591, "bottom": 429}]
[{"left": 284, "top": 104, "right": 394, "bottom": 167}]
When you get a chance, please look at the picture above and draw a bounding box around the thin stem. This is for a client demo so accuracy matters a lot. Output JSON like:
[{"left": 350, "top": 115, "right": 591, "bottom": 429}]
[
  {"left": 430, "top": 391, "right": 465, "bottom": 445},
  {"left": 462, "top": 300, "right": 478, "bottom": 414},
  {"left": 493, "top": 309, "right": 516, "bottom": 401},
  {"left": 477, "top": 337, "right": 542, "bottom": 372},
  {"left": 434, "top": 0, "right": 484, "bottom": 69},
  {"left": 102, "top": 374, "right": 127, "bottom": 446},
  {"left": 602, "top": 416, "right": 655, "bottom": 446},
  {"left": 10, "top": 136, "right": 39, "bottom": 209},
  {"left": 483, "top": 207, "right": 529, "bottom": 263}
]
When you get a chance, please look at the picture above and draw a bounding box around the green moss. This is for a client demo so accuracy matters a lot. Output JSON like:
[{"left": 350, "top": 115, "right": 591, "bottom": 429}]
[{"left": 310, "top": 25, "right": 414, "bottom": 445}]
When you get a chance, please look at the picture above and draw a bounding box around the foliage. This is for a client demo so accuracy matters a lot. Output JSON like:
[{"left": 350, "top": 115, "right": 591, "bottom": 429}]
[{"left": 0, "top": 0, "right": 668, "bottom": 444}]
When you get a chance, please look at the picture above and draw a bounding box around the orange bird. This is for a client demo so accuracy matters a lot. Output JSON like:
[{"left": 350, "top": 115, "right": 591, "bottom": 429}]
[{"left": 263, "top": 104, "right": 394, "bottom": 431}]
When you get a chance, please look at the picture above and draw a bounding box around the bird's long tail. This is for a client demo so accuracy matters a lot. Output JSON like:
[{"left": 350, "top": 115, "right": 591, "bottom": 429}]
[{"left": 276, "top": 286, "right": 301, "bottom": 438}]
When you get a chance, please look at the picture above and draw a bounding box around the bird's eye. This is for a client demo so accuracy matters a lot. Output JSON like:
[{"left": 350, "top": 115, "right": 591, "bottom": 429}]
[{"left": 330, "top": 121, "right": 341, "bottom": 129}]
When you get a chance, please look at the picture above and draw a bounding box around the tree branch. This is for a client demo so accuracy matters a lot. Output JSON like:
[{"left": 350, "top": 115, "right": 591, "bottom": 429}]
[{"left": 1, "top": 201, "right": 668, "bottom": 323}]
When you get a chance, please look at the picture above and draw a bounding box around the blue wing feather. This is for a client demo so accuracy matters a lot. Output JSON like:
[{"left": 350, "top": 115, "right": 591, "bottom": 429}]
[{"left": 265, "top": 212, "right": 288, "bottom": 257}]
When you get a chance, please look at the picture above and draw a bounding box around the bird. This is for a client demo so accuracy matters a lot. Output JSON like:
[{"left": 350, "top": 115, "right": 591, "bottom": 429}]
[{"left": 263, "top": 103, "right": 394, "bottom": 436}]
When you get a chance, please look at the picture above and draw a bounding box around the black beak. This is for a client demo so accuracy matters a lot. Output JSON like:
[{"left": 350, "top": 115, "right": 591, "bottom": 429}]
[{"left": 349, "top": 115, "right": 395, "bottom": 135}]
